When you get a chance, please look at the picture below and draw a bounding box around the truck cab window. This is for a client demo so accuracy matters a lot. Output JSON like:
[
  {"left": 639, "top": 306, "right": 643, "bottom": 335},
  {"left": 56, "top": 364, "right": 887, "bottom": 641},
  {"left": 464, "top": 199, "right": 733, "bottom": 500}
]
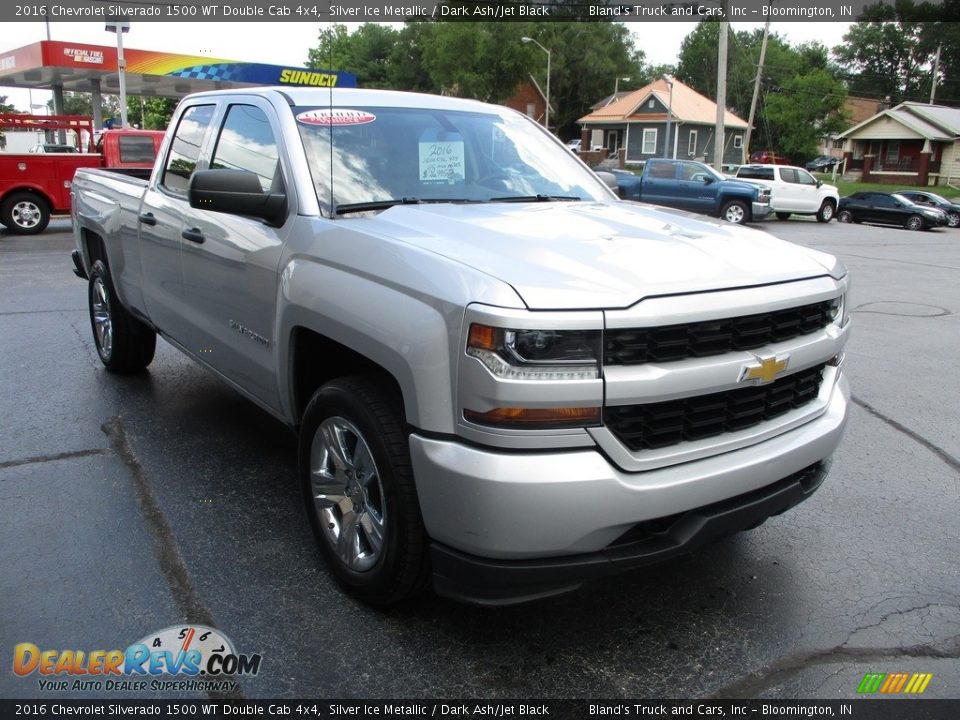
[
  {"left": 161, "top": 104, "right": 215, "bottom": 194},
  {"left": 210, "top": 105, "right": 281, "bottom": 192}
]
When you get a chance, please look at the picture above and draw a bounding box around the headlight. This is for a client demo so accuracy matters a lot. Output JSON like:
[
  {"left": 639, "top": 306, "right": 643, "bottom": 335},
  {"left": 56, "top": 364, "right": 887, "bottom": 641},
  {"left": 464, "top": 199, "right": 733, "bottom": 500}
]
[
  {"left": 466, "top": 324, "right": 601, "bottom": 380},
  {"left": 829, "top": 293, "right": 847, "bottom": 327}
]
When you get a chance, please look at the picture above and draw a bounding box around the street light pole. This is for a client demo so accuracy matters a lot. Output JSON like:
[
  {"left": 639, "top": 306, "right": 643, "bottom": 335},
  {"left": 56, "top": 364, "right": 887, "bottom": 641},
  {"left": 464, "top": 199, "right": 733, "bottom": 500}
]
[{"left": 521, "top": 36, "right": 551, "bottom": 132}]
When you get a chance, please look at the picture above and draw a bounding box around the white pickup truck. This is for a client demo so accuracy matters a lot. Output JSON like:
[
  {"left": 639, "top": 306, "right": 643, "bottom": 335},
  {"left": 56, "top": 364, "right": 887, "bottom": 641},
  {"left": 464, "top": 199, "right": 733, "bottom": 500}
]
[
  {"left": 71, "top": 88, "right": 850, "bottom": 605},
  {"left": 736, "top": 164, "right": 840, "bottom": 222}
]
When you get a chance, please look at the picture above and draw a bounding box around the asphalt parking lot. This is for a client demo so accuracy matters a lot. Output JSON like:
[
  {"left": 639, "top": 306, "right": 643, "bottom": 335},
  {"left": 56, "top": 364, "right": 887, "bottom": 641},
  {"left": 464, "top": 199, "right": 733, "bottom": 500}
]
[{"left": 1, "top": 215, "right": 958, "bottom": 701}]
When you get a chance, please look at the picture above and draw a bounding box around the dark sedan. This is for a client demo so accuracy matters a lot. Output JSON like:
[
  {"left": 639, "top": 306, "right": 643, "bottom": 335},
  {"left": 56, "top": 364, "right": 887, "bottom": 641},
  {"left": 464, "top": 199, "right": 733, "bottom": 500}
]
[
  {"left": 805, "top": 155, "right": 841, "bottom": 172},
  {"left": 894, "top": 189, "right": 960, "bottom": 228},
  {"left": 837, "top": 191, "right": 948, "bottom": 231}
]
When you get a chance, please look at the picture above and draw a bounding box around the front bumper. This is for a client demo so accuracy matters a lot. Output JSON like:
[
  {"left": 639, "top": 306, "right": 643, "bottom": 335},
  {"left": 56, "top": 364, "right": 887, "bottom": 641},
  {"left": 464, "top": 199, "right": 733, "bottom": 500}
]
[
  {"left": 410, "top": 373, "right": 849, "bottom": 603},
  {"left": 752, "top": 201, "right": 772, "bottom": 220}
]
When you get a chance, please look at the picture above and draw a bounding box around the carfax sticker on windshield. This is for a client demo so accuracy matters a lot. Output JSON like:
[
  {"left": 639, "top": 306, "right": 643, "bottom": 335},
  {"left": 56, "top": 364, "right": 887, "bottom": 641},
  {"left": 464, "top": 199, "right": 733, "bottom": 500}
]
[
  {"left": 296, "top": 109, "right": 376, "bottom": 126},
  {"left": 419, "top": 141, "right": 466, "bottom": 183}
]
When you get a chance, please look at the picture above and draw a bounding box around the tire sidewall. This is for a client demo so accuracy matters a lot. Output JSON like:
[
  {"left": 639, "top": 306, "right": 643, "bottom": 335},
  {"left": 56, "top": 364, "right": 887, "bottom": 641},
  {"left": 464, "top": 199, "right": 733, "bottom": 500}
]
[
  {"left": 817, "top": 201, "right": 835, "bottom": 223},
  {"left": 906, "top": 215, "right": 923, "bottom": 231},
  {"left": 838, "top": 210, "right": 852, "bottom": 223},
  {"left": 88, "top": 260, "right": 114, "bottom": 364},
  {"left": 722, "top": 201, "right": 748, "bottom": 224},
  {"left": 2, "top": 192, "right": 50, "bottom": 235},
  {"left": 299, "top": 380, "right": 419, "bottom": 602}
]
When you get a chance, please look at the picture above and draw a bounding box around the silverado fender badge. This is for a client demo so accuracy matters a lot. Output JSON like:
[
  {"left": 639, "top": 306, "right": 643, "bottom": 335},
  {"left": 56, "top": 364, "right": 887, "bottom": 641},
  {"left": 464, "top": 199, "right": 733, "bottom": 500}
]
[{"left": 739, "top": 354, "right": 789, "bottom": 384}]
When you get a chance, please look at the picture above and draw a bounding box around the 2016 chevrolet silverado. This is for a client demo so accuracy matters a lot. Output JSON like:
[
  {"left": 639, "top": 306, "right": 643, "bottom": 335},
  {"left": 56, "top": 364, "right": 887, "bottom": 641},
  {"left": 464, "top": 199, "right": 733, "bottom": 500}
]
[{"left": 72, "top": 88, "right": 850, "bottom": 606}]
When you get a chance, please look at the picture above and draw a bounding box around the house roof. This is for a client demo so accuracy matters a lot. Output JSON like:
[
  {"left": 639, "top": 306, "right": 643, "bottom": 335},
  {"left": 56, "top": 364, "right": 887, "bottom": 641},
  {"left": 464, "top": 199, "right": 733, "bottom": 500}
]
[
  {"left": 578, "top": 77, "right": 748, "bottom": 128},
  {"left": 839, "top": 101, "right": 960, "bottom": 141},
  {"left": 590, "top": 90, "right": 634, "bottom": 110}
]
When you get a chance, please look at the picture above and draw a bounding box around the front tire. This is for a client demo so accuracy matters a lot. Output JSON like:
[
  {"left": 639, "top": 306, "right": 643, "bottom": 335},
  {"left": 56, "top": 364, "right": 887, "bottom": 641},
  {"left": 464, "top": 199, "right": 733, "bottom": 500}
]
[
  {"left": 1, "top": 191, "right": 50, "bottom": 235},
  {"left": 88, "top": 260, "right": 156, "bottom": 372},
  {"left": 300, "top": 376, "right": 430, "bottom": 606},
  {"left": 816, "top": 200, "right": 836, "bottom": 223},
  {"left": 947, "top": 212, "right": 959, "bottom": 228},
  {"left": 838, "top": 210, "right": 853, "bottom": 223},
  {"left": 721, "top": 200, "right": 749, "bottom": 225},
  {"left": 776, "top": 212, "right": 791, "bottom": 221},
  {"left": 905, "top": 214, "right": 924, "bottom": 231}
]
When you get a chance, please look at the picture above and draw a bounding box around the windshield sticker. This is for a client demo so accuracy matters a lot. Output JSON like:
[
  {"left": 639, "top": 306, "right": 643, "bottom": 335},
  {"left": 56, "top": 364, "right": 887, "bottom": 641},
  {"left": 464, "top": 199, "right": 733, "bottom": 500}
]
[
  {"left": 295, "top": 109, "right": 376, "bottom": 126},
  {"left": 419, "top": 141, "right": 466, "bottom": 183}
]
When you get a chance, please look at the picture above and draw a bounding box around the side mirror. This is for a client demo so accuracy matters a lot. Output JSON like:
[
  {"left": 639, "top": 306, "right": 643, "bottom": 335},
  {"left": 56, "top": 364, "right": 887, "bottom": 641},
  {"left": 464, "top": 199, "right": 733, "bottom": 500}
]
[
  {"left": 594, "top": 171, "right": 619, "bottom": 190},
  {"left": 189, "top": 169, "right": 286, "bottom": 225},
  {"left": 702, "top": 174, "right": 715, "bottom": 184},
  {"left": 816, "top": 180, "right": 823, "bottom": 188}
]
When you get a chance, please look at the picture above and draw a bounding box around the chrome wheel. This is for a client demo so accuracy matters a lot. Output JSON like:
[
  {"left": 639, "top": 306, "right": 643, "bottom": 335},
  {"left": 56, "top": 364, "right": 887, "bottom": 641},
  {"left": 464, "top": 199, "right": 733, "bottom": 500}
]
[
  {"left": 11, "top": 199, "right": 42, "bottom": 230},
  {"left": 91, "top": 275, "right": 113, "bottom": 359},
  {"left": 309, "top": 416, "right": 386, "bottom": 573},
  {"left": 723, "top": 202, "right": 746, "bottom": 224},
  {"left": 838, "top": 210, "right": 853, "bottom": 223},
  {"left": 947, "top": 212, "right": 959, "bottom": 228},
  {"left": 818, "top": 202, "right": 835, "bottom": 222},
  {"left": 905, "top": 215, "right": 923, "bottom": 231}
]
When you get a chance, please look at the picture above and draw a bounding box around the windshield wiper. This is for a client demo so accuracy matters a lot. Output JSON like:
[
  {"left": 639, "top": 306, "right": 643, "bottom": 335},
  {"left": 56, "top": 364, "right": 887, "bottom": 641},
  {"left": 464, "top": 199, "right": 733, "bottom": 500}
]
[
  {"left": 334, "top": 197, "right": 483, "bottom": 216},
  {"left": 489, "top": 194, "right": 581, "bottom": 203}
]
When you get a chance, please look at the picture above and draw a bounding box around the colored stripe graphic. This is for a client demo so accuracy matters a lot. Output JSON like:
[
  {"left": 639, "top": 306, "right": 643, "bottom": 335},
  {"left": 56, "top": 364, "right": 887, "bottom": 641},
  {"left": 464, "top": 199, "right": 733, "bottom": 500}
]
[{"left": 858, "top": 672, "right": 932, "bottom": 694}]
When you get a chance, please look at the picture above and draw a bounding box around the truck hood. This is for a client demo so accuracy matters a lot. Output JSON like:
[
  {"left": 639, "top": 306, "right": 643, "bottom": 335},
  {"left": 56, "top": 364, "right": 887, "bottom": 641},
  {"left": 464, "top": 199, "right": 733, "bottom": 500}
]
[{"left": 359, "top": 201, "right": 835, "bottom": 310}]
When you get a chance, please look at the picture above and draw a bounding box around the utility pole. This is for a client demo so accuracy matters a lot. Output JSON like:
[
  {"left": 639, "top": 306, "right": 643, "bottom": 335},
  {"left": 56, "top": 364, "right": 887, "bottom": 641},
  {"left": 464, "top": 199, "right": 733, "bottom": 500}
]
[
  {"left": 744, "top": 15, "right": 771, "bottom": 164},
  {"left": 930, "top": 44, "right": 942, "bottom": 104},
  {"left": 714, "top": 14, "right": 728, "bottom": 172}
]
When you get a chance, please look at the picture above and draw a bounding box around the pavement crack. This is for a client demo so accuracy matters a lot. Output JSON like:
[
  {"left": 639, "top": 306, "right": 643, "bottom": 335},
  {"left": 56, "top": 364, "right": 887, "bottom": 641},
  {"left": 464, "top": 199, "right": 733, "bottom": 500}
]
[
  {"left": 0, "top": 448, "right": 107, "bottom": 470},
  {"left": 852, "top": 395, "right": 960, "bottom": 474},
  {"left": 100, "top": 416, "right": 245, "bottom": 700},
  {"left": 708, "top": 603, "right": 960, "bottom": 698}
]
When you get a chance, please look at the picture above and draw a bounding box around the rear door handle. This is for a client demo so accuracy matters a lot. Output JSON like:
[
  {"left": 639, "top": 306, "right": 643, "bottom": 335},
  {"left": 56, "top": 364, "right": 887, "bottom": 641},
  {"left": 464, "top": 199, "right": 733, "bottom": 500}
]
[
  {"left": 139, "top": 212, "right": 157, "bottom": 226},
  {"left": 182, "top": 227, "right": 205, "bottom": 244}
]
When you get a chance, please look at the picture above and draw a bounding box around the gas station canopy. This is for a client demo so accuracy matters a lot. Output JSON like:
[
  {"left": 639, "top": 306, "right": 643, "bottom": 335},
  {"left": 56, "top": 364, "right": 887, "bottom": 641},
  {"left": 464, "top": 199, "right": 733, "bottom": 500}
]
[{"left": 0, "top": 40, "right": 355, "bottom": 98}]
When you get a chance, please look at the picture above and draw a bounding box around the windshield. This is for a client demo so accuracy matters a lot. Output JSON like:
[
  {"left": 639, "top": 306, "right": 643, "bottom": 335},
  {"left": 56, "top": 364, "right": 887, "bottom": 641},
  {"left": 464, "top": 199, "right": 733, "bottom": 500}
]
[{"left": 294, "top": 105, "right": 611, "bottom": 213}]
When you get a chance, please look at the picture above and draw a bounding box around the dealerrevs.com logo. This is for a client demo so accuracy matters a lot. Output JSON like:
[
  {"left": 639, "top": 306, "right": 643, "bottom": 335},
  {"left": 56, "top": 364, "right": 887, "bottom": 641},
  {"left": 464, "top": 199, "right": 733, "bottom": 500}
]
[{"left": 13, "top": 625, "right": 261, "bottom": 693}]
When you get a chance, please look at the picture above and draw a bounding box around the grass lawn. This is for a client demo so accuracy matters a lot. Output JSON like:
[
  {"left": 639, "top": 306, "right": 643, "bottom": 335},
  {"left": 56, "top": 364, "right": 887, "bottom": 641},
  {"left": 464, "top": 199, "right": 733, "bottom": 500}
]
[{"left": 812, "top": 174, "right": 960, "bottom": 200}]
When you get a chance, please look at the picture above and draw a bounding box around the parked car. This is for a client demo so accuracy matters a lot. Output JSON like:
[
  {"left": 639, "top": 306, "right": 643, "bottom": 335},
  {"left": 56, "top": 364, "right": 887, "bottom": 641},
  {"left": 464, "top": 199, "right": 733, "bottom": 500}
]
[
  {"left": 805, "top": 155, "right": 841, "bottom": 172},
  {"left": 894, "top": 189, "right": 960, "bottom": 228},
  {"left": 614, "top": 157, "right": 771, "bottom": 224},
  {"left": 837, "top": 191, "right": 948, "bottom": 230},
  {"left": 750, "top": 150, "right": 790, "bottom": 165},
  {"left": 29, "top": 143, "right": 78, "bottom": 153},
  {"left": 736, "top": 164, "right": 839, "bottom": 222},
  {"left": 71, "top": 87, "right": 849, "bottom": 606},
  {"left": 565, "top": 138, "right": 581, "bottom": 153}
]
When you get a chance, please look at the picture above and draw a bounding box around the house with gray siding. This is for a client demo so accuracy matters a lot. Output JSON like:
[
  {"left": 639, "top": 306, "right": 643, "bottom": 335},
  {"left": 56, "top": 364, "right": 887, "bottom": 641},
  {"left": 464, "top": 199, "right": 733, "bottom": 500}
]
[{"left": 577, "top": 78, "right": 748, "bottom": 166}]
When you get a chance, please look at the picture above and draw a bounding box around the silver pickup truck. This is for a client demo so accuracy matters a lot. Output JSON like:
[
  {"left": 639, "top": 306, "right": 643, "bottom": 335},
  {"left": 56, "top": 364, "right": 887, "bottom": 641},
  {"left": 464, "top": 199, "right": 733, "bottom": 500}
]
[{"left": 72, "top": 88, "right": 850, "bottom": 606}]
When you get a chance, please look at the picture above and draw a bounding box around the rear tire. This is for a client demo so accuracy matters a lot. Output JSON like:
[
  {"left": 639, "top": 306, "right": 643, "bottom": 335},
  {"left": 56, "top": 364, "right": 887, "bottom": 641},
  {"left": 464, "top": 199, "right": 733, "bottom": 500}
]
[
  {"left": 721, "top": 200, "right": 749, "bottom": 225},
  {"left": 776, "top": 212, "right": 791, "bottom": 221},
  {"left": 1, "top": 191, "right": 50, "bottom": 235},
  {"left": 88, "top": 260, "right": 156, "bottom": 372},
  {"left": 300, "top": 375, "right": 430, "bottom": 606}
]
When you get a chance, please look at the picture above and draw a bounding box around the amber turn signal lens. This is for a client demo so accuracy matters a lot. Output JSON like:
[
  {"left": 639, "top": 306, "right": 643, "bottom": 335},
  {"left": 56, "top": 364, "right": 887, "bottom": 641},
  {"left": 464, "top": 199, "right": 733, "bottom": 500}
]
[
  {"left": 464, "top": 406, "right": 600, "bottom": 429},
  {"left": 467, "top": 323, "right": 498, "bottom": 351}
]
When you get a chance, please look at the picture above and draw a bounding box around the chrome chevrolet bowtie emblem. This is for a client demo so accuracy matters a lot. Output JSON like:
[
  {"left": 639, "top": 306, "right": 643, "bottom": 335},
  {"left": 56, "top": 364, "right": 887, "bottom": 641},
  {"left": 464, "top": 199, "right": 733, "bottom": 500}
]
[{"left": 739, "top": 354, "right": 789, "bottom": 384}]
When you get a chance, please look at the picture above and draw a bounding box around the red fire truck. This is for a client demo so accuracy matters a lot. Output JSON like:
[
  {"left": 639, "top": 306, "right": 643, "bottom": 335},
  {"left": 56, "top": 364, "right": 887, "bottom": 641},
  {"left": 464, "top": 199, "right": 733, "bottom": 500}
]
[{"left": 1, "top": 114, "right": 164, "bottom": 235}]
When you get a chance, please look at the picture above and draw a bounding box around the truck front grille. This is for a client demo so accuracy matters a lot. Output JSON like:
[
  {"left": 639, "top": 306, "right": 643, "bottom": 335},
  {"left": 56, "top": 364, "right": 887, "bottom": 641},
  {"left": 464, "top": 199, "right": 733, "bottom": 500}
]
[
  {"left": 604, "top": 364, "right": 825, "bottom": 451},
  {"left": 604, "top": 301, "right": 833, "bottom": 365}
]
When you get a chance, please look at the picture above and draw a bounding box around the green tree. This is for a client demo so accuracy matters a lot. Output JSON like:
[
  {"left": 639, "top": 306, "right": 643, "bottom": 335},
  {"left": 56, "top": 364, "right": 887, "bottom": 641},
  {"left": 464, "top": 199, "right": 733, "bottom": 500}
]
[
  {"left": 832, "top": 0, "right": 960, "bottom": 104},
  {"left": 127, "top": 97, "right": 178, "bottom": 130},
  {"left": 765, "top": 69, "right": 848, "bottom": 159},
  {"left": 0, "top": 94, "right": 19, "bottom": 149}
]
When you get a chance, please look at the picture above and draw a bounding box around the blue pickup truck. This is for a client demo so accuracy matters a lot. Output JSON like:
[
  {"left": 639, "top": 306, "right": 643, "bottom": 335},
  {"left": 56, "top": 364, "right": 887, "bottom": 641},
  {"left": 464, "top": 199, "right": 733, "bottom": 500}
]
[{"left": 608, "top": 159, "right": 771, "bottom": 225}]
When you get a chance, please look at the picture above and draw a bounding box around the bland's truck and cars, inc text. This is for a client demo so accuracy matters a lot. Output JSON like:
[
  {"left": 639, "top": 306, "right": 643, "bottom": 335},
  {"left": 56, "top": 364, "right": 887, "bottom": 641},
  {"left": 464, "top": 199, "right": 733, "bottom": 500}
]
[{"left": 71, "top": 88, "right": 850, "bottom": 605}]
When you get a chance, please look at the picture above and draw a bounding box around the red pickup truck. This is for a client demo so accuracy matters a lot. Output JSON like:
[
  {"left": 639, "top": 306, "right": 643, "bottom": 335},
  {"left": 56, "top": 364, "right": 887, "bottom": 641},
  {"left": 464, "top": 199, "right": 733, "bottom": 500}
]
[{"left": 1, "top": 114, "right": 164, "bottom": 235}]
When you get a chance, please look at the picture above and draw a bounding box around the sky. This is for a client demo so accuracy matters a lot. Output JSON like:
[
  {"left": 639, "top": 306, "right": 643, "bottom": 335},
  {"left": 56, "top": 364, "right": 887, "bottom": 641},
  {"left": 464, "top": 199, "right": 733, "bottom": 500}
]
[{"left": 0, "top": 20, "right": 854, "bottom": 112}]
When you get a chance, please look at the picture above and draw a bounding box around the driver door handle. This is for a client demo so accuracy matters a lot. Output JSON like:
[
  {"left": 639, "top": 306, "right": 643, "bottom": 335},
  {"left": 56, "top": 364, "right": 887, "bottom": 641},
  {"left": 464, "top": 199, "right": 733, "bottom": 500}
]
[{"left": 182, "top": 227, "right": 205, "bottom": 244}]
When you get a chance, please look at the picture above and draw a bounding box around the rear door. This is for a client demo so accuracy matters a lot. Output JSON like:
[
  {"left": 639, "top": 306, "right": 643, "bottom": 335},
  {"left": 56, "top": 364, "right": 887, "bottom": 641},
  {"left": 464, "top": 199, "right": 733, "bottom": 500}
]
[
  {"left": 641, "top": 160, "right": 679, "bottom": 207},
  {"left": 177, "top": 98, "right": 292, "bottom": 411},
  {"left": 139, "top": 103, "right": 217, "bottom": 338}
]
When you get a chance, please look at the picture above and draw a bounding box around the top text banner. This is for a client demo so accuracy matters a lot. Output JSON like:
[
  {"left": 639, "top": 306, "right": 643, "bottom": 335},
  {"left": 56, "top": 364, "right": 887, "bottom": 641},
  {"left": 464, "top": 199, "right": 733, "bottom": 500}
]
[{"left": 4, "top": 0, "right": 955, "bottom": 23}]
